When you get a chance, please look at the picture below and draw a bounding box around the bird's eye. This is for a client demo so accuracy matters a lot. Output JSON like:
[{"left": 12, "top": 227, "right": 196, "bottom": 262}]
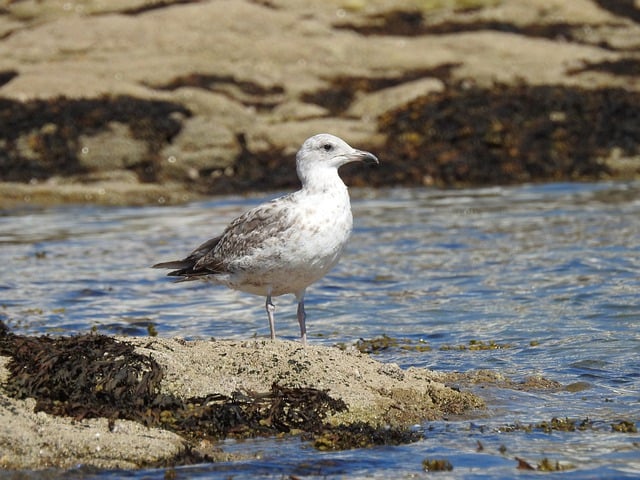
[{"left": 322, "top": 143, "right": 333, "bottom": 152}]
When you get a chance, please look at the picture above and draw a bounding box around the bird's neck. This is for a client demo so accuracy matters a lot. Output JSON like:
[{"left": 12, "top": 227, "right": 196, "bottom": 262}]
[{"left": 299, "top": 168, "right": 348, "bottom": 196}]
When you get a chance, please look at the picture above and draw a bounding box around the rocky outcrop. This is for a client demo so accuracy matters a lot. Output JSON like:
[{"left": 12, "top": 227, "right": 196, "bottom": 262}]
[
  {"left": 0, "top": 0, "right": 639, "bottom": 206},
  {"left": 0, "top": 327, "right": 484, "bottom": 469}
]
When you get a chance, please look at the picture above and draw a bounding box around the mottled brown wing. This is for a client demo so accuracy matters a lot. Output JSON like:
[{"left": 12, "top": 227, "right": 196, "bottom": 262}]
[{"left": 194, "top": 195, "right": 296, "bottom": 271}]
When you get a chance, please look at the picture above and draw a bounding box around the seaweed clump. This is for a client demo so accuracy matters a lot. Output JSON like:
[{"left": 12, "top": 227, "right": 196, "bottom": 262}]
[
  {"left": 0, "top": 96, "right": 190, "bottom": 183},
  {"left": 0, "top": 321, "right": 421, "bottom": 458},
  {"left": 0, "top": 322, "right": 171, "bottom": 421},
  {"left": 516, "top": 457, "right": 575, "bottom": 472},
  {"left": 169, "top": 385, "right": 347, "bottom": 441},
  {"left": 503, "top": 417, "right": 593, "bottom": 433},
  {"left": 611, "top": 420, "right": 637, "bottom": 433},
  {"left": 422, "top": 458, "right": 454, "bottom": 472},
  {"left": 440, "top": 339, "right": 511, "bottom": 351},
  {"left": 314, "top": 421, "right": 422, "bottom": 450},
  {"left": 338, "top": 335, "right": 431, "bottom": 354},
  {"left": 377, "top": 83, "right": 640, "bottom": 186},
  {"left": 0, "top": 321, "right": 343, "bottom": 439}
]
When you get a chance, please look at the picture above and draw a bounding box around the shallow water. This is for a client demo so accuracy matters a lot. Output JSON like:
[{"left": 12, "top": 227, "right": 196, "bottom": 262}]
[{"left": 1, "top": 181, "right": 639, "bottom": 478}]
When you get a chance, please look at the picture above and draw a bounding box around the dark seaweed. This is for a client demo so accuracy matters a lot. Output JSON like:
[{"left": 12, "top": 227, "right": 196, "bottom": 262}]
[{"left": 0, "top": 321, "right": 421, "bottom": 465}]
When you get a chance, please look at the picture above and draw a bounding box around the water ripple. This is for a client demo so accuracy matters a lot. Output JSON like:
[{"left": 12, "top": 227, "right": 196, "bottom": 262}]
[{"left": 1, "top": 181, "right": 639, "bottom": 478}]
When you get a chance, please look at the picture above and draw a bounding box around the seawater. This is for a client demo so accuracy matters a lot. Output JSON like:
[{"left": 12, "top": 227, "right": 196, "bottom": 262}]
[{"left": 1, "top": 181, "right": 639, "bottom": 478}]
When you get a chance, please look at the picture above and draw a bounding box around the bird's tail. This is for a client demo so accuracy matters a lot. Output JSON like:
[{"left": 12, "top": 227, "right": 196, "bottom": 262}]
[
  {"left": 153, "top": 235, "right": 222, "bottom": 279},
  {"left": 152, "top": 260, "right": 193, "bottom": 270},
  {"left": 152, "top": 258, "right": 198, "bottom": 279}
]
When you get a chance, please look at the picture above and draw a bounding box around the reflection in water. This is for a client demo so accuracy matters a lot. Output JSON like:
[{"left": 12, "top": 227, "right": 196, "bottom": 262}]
[{"left": 1, "top": 182, "right": 639, "bottom": 478}]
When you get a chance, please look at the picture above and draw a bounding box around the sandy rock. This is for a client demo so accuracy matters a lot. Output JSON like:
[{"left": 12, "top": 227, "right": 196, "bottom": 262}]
[
  {"left": 0, "top": 348, "right": 185, "bottom": 471},
  {"left": 130, "top": 337, "right": 483, "bottom": 426},
  {"left": 0, "top": 336, "right": 483, "bottom": 469},
  {"left": 78, "top": 122, "right": 149, "bottom": 171},
  {"left": 600, "top": 148, "right": 640, "bottom": 178},
  {"left": 0, "top": 179, "right": 197, "bottom": 209},
  {"left": 0, "top": 393, "right": 185, "bottom": 470},
  {"left": 172, "top": 88, "right": 254, "bottom": 123},
  {"left": 271, "top": 100, "right": 331, "bottom": 121},
  {"left": 347, "top": 77, "right": 445, "bottom": 120},
  {"left": 249, "top": 118, "right": 380, "bottom": 155},
  {"left": 159, "top": 119, "right": 240, "bottom": 181}
]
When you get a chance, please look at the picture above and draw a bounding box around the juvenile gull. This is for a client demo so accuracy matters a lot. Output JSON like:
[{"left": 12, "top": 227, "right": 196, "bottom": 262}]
[{"left": 153, "top": 133, "right": 378, "bottom": 344}]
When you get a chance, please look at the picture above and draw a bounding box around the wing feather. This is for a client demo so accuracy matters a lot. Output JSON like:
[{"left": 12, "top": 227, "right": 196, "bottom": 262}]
[{"left": 153, "top": 194, "right": 297, "bottom": 279}]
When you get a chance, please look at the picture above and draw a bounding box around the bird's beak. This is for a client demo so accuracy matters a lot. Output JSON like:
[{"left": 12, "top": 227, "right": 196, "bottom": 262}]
[{"left": 348, "top": 149, "right": 379, "bottom": 165}]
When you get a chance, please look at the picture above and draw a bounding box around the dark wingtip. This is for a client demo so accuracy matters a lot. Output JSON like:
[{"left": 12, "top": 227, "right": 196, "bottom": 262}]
[{"left": 152, "top": 260, "right": 190, "bottom": 269}]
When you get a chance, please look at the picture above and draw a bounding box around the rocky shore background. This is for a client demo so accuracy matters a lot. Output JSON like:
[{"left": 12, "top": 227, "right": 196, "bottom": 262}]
[{"left": 1, "top": 0, "right": 639, "bottom": 207}]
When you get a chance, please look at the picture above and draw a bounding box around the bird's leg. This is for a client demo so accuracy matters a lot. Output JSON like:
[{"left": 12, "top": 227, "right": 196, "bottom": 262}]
[
  {"left": 296, "top": 289, "right": 307, "bottom": 345},
  {"left": 266, "top": 294, "right": 276, "bottom": 340}
]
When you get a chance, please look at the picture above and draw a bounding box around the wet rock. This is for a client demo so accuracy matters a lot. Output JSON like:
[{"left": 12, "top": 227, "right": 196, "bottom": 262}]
[{"left": 0, "top": 323, "right": 483, "bottom": 469}]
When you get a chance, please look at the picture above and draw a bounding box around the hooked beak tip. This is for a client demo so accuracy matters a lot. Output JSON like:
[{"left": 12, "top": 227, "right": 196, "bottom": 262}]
[{"left": 350, "top": 149, "right": 379, "bottom": 165}]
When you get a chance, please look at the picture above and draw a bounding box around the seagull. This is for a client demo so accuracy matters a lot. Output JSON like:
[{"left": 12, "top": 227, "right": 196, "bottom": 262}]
[{"left": 153, "top": 133, "right": 378, "bottom": 344}]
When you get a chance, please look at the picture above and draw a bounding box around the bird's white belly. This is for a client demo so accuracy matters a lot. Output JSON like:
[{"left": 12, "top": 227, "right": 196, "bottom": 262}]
[{"left": 220, "top": 194, "right": 353, "bottom": 297}]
